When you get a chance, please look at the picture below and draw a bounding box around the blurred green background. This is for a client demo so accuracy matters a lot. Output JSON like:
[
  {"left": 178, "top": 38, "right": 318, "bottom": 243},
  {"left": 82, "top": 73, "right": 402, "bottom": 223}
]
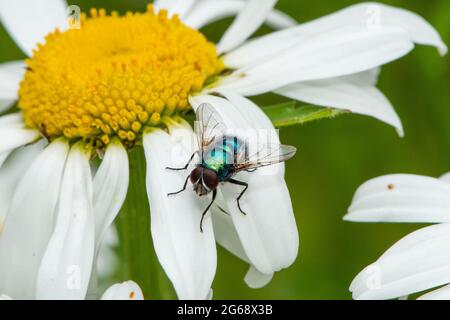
[{"left": 1, "top": 0, "right": 449, "bottom": 299}]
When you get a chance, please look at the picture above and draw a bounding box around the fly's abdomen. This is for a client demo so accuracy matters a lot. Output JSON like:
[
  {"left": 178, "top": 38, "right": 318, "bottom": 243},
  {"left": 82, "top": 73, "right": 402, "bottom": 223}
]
[{"left": 202, "top": 136, "right": 247, "bottom": 179}]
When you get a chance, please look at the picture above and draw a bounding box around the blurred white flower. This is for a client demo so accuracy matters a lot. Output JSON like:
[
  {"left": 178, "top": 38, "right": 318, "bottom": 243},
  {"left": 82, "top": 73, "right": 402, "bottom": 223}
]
[
  {"left": 100, "top": 281, "right": 144, "bottom": 300},
  {"left": 2, "top": 280, "right": 143, "bottom": 300},
  {"left": 345, "top": 172, "right": 450, "bottom": 300}
]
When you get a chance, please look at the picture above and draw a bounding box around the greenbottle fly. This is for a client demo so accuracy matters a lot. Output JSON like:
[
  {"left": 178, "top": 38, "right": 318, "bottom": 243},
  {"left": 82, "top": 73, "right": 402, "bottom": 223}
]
[{"left": 167, "top": 103, "right": 297, "bottom": 232}]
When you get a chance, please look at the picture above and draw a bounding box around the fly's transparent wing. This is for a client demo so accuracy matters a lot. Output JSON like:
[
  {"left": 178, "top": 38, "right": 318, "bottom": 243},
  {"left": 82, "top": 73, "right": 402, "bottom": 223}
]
[
  {"left": 194, "top": 103, "right": 226, "bottom": 151},
  {"left": 234, "top": 143, "right": 297, "bottom": 172}
]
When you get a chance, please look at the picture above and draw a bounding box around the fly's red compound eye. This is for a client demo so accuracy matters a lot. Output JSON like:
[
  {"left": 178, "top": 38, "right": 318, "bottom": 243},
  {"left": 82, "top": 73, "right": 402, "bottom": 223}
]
[
  {"left": 190, "top": 167, "right": 203, "bottom": 184},
  {"left": 202, "top": 169, "right": 219, "bottom": 190}
]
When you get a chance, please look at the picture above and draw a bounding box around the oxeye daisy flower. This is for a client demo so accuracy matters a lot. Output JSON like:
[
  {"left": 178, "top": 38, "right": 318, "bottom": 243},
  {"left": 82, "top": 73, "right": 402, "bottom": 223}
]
[
  {"left": 0, "top": 0, "right": 294, "bottom": 300},
  {"left": 344, "top": 172, "right": 450, "bottom": 300},
  {"left": 0, "top": 0, "right": 446, "bottom": 300}
]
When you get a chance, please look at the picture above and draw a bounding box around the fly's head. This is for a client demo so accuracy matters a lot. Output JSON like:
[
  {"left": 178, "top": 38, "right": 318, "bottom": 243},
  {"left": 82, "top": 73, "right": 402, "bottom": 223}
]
[{"left": 190, "top": 167, "right": 218, "bottom": 196}]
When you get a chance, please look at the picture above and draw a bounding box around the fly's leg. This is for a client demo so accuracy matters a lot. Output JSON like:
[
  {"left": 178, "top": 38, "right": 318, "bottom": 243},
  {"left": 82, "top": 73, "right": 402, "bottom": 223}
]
[
  {"left": 166, "top": 151, "right": 197, "bottom": 196},
  {"left": 228, "top": 178, "right": 249, "bottom": 216},
  {"left": 167, "top": 174, "right": 190, "bottom": 196},
  {"left": 200, "top": 189, "right": 217, "bottom": 232},
  {"left": 166, "top": 151, "right": 198, "bottom": 171}
]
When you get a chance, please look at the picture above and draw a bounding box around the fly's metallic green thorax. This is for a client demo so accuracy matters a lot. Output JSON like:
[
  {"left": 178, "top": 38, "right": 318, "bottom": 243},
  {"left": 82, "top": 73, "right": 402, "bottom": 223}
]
[{"left": 202, "top": 136, "right": 248, "bottom": 181}]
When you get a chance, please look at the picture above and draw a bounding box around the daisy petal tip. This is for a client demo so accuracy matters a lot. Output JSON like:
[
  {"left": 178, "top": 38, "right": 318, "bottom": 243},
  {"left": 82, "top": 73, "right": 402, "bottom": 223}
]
[
  {"left": 342, "top": 213, "right": 355, "bottom": 222},
  {"left": 267, "top": 10, "right": 297, "bottom": 29},
  {"left": 440, "top": 172, "right": 450, "bottom": 183},
  {"left": 342, "top": 212, "right": 377, "bottom": 223},
  {"left": 437, "top": 42, "right": 448, "bottom": 56},
  {"left": 396, "top": 127, "right": 405, "bottom": 138},
  {"left": 244, "top": 266, "right": 274, "bottom": 289},
  {"left": 343, "top": 207, "right": 374, "bottom": 222},
  {"left": 206, "top": 289, "right": 213, "bottom": 300},
  {"left": 357, "top": 2, "right": 447, "bottom": 55}
]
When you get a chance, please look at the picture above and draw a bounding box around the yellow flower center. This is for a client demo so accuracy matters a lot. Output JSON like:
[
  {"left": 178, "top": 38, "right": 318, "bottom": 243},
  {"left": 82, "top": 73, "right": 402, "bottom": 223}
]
[{"left": 19, "top": 6, "right": 221, "bottom": 147}]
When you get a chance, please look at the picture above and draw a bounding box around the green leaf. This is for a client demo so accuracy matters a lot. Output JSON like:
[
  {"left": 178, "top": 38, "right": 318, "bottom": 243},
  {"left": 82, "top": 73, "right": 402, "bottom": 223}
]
[{"left": 262, "top": 101, "right": 348, "bottom": 128}]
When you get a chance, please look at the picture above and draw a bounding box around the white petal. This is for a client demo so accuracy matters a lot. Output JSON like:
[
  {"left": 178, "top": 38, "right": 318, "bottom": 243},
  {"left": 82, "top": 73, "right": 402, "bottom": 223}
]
[
  {"left": 0, "top": 113, "right": 24, "bottom": 128},
  {"left": 0, "top": 0, "right": 68, "bottom": 56},
  {"left": 221, "top": 175, "right": 297, "bottom": 274},
  {"left": 217, "top": 0, "right": 277, "bottom": 54},
  {"left": 0, "top": 139, "right": 68, "bottom": 299},
  {"left": 0, "top": 61, "right": 25, "bottom": 112},
  {"left": 0, "top": 126, "right": 40, "bottom": 154},
  {"left": 93, "top": 140, "right": 128, "bottom": 248},
  {"left": 36, "top": 143, "right": 94, "bottom": 300},
  {"left": 144, "top": 129, "right": 216, "bottom": 300},
  {"left": 206, "top": 288, "right": 213, "bottom": 300},
  {"left": 212, "top": 204, "right": 273, "bottom": 289},
  {"left": 244, "top": 266, "right": 273, "bottom": 289},
  {"left": 418, "top": 284, "right": 450, "bottom": 300},
  {"left": 0, "top": 151, "right": 10, "bottom": 168},
  {"left": 265, "top": 9, "right": 297, "bottom": 30},
  {"left": 0, "top": 140, "right": 45, "bottom": 232},
  {"left": 211, "top": 205, "right": 248, "bottom": 262},
  {"left": 380, "top": 224, "right": 450, "bottom": 259},
  {"left": 351, "top": 223, "right": 450, "bottom": 300},
  {"left": 440, "top": 172, "right": 450, "bottom": 183},
  {"left": 275, "top": 75, "right": 404, "bottom": 136},
  {"left": 152, "top": 0, "right": 173, "bottom": 10},
  {"left": 0, "top": 61, "right": 25, "bottom": 96},
  {"left": 355, "top": 68, "right": 382, "bottom": 86},
  {"left": 224, "top": 2, "right": 447, "bottom": 69},
  {"left": 101, "top": 281, "right": 144, "bottom": 300},
  {"left": 0, "top": 114, "right": 35, "bottom": 164},
  {"left": 164, "top": 117, "right": 198, "bottom": 157},
  {"left": 217, "top": 26, "right": 414, "bottom": 95},
  {"left": 344, "top": 174, "right": 450, "bottom": 223},
  {"left": 184, "top": 0, "right": 296, "bottom": 30},
  {"left": 184, "top": 0, "right": 244, "bottom": 29},
  {"left": 190, "top": 94, "right": 298, "bottom": 275},
  {"left": 89, "top": 141, "right": 127, "bottom": 294},
  {"left": 170, "top": 0, "right": 196, "bottom": 18}
]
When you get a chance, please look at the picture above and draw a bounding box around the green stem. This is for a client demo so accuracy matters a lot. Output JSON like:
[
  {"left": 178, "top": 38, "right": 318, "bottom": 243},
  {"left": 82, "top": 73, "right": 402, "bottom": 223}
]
[{"left": 115, "top": 146, "right": 175, "bottom": 300}]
